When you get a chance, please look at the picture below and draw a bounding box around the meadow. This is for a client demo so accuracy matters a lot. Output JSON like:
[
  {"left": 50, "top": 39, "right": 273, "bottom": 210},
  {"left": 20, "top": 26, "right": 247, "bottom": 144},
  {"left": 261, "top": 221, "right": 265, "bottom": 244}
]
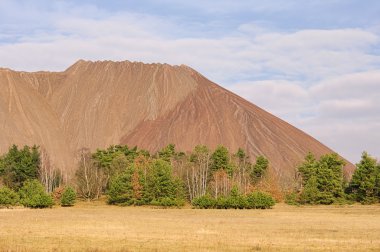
[{"left": 0, "top": 202, "right": 379, "bottom": 251}]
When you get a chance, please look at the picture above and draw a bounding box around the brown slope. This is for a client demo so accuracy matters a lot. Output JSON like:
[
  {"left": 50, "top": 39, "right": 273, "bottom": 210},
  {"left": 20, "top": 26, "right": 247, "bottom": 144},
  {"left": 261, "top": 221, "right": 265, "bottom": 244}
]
[
  {"left": 0, "top": 69, "right": 74, "bottom": 176},
  {"left": 49, "top": 60, "right": 198, "bottom": 153},
  {"left": 121, "top": 66, "right": 354, "bottom": 185},
  {"left": 0, "top": 60, "right": 354, "bottom": 186}
]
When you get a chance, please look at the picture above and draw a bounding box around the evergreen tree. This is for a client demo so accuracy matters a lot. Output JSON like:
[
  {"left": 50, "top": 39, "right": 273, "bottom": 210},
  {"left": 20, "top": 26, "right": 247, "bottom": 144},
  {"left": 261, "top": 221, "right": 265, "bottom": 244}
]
[
  {"left": 235, "top": 148, "right": 247, "bottom": 162},
  {"left": 158, "top": 144, "right": 176, "bottom": 163},
  {"left": 145, "top": 159, "right": 184, "bottom": 206},
  {"left": 19, "top": 180, "right": 54, "bottom": 208},
  {"left": 348, "top": 152, "right": 379, "bottom": 204},
  {"left": 297, "top": 153, "right": 345, "bottom": 204},
  {"left": 0, "top": 145, "right": 40, "bottom": 190},
  {"left": 107, "top": 164, "right": 145, "bottom": 205},
  {"left": 299, "top": 176, "right": 319, "bottom": 204},
  {"left": 211, "top": 145, "right": 233, "bottom": 176},
  {"left": 61, "top": 186, "right": 77, "bottom": 207},
  {"left": 251, "top": 156, "right": 269, "bottom": 184},
  {"left": 297, "top": 152, "right": 318, "bottom": 186},
  {"left": 316, "top": 154, "right": 345, "bottom": 204},
  {"left": 0, "top": 186, "right": 19, "bottom": 207}
]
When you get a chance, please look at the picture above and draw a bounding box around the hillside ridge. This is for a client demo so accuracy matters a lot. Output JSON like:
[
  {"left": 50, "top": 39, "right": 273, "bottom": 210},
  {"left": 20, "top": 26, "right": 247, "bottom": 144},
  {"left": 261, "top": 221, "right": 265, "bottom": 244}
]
[{"left": 0, "top": 60, "right": 354, "bottom": 184}]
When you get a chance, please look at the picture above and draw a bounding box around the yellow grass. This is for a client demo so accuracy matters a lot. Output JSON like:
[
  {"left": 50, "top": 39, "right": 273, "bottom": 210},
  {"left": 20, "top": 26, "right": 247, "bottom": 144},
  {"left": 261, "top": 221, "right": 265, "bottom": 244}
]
[{"left": 0, "top": 201, "right": 380, "bottom": 251}]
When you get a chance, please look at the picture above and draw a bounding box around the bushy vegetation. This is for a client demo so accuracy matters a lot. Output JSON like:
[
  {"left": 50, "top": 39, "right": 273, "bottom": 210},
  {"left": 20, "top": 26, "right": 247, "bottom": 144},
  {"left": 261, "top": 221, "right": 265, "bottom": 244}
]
[
  {"left": 0, "top": 186, "right": 19, "bottom": 208},
  {"left": 61, "top": 186, "right": 77, "bottom": 207},
  {"left": 2, "top": 143, "right": 378, "bottom": 209},
  {"left": 286, "top": 152, "right": 380, "bottom": 205},
  {"left": 103, "top": 144, "right": 274, "bottom": 208},
  {"left": 192, "top": 187, "right": 275, "bottom": 209},
  {"left": 284, "top": 192, "right": 299, "bottom": 206},
  {"left": 246, "top": 191, "right": 276, "bottom": 209},
  {"left": 0, "top": 145, "right": 40, "bottom": 190},
  {"left": 19, "top": 180, "right": 54, "bottom": 208},
  {"left": 108, "top": 160, "right": 185, "bottom": 207}
]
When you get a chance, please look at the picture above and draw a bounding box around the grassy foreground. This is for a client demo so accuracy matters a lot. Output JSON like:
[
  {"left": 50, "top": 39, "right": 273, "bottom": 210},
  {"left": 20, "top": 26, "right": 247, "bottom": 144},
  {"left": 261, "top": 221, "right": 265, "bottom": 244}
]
[{"left": 0, "top": 201, "right": 379, "bottom": 251}]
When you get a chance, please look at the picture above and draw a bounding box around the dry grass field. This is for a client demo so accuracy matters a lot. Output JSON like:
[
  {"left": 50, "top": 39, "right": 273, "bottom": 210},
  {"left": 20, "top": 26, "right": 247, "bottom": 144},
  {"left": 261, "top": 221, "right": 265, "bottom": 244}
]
[{"left": 0, "top": 201, "right": 380, "bottom": 251}]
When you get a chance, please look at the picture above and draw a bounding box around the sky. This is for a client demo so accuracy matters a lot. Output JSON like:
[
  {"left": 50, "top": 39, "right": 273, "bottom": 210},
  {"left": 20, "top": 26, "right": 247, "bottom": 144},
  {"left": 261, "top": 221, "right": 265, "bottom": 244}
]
[{"left": 0, "top": 0, "right": 379, "bottom": 163}]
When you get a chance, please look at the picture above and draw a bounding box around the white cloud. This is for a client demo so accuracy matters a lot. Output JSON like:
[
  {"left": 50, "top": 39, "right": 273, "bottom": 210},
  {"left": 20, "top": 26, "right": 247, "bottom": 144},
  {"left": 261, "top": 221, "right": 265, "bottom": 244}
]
[
  {"left": 231, "top": 71, "right": 380, "bottom": 163},
  {"left": 230, "top": 80, "right": 310, "bottom": 121},
  {"left": 0, "top": 4, "right": 379, "bottom": 163}
]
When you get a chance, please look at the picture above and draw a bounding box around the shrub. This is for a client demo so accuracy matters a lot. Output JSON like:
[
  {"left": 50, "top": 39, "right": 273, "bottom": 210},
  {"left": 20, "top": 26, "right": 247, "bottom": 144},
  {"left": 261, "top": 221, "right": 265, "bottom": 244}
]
[
  {"left": 19, "top": 180, "right": 54, "bottom": 208},
  {"left": 61, "top": 186, "right": 76, "bottom": 207},
  {"left": 226, "top": 186, "right": 247, "bottom": 209},
  {"left": 246, "top": 191, "right": 275, "bottom": 209},
  {"left": 0, "top": 186, "right": 19, "bottom": 208},
  {"left": 226, "top": 195, "right": 247, "bottom": 209},
  {"left": 192, "top": 189, "right": 276, "bottom": 210},
  {"left": 285, "top": 192, "right": 299, "bottom": 206},
  {"left": 215, "top": 196, "right": 229, "bottom": 209},
  {"left": 192, "top": 194, "right": 216, "bottom": 209}
]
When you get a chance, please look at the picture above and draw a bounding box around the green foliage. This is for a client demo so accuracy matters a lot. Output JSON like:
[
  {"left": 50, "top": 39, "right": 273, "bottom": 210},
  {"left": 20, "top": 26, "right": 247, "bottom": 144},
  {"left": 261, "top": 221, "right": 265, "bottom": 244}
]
[
  {"left": 92, "top": 145, "right": 149, "bottom": 178},
  {"left": 145, "top": 159, "right": 185, "bottom": 206},
  {"left": 348, "top": 152, "right": 380, "bottom": 204},
  {"left": 246, "top": 191, "right": 275, "bottom": 209},
  {"left": 158, "top": 144, "right": 176, "bottom": 162},
  {"left": 297, "top": 153, "right": 346, "bottom": 205},
  {"left": 299, "top": 176, "right": 319, "bottom": 204},
  {"left": 61, "top": 186, "right": 76, "bottom": 207},
  {"left": 235, "top": 148, "right": 247, "bottom": 161},
  {"left": 108, "top": 159, "right": 184, "bottom": 207},
  {"left": 107, "top": 164, "right": 145, "bottom": 205},
  {"left": 316, "top": 154, "right": 345, "bottom": 204},
  {"left": 0, "top": 186, "right": 19, "bottom": 207},
  {"left": 285, "top": 192, "right": 300, "bottom": 206},
  {"left": 251, "top": 156, "right": 269, "bottom": 184},
  {"left": 190, "top": 145, "right": 210, "bottom": 163},
  {"left": 19, "top": 180, "right": 54, "bottom": 208},
  {"left": 109, "top": 154, "right": 130, "bottom": 178},
  {"left": 192, "top": 194, "right": 217, "bottom": 209},
  {"left": 297, "top": 152, "right": 318, "bottom": 186},
  {"left": 192, "top": 187, "right": 275, "bottom": 209},
  {"left": 226, "top": 194, "right": 247, "bottom": 209},
  {"left": 0, "top": 145, "right": 40, "bottom": 190},
  {"left": 211, "top": 145, "right": 233, "bottom": 176}
]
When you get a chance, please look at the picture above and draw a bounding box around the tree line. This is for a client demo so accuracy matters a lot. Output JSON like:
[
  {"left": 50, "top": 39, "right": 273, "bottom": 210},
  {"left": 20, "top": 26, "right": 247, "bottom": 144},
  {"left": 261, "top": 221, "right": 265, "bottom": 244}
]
[
  {"left": 0, "top": 145, "right": 76, "bottom": 208},
  {"left": 0, "top": 144, "right": 379, "bottom": 209},
  {"left": 286, "top": 152, "right": 380, "bottom": 205},
  {"left": 0, "top": 144, "right": 274, "bottom": 209},
  {"left": 75, "top": 144, "right": 274, "bottom": 208}
]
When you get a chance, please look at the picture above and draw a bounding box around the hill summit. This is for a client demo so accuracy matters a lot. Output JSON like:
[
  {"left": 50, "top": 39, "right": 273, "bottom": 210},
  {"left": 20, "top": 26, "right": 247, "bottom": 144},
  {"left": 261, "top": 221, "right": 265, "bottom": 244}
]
[{"left": 0, "top": 60, "right": 353, "bottom": 185}]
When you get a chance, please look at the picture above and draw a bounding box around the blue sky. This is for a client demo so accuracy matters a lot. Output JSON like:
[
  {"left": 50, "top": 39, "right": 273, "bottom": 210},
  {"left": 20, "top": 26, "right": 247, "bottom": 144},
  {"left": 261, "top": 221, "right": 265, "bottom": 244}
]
[{"left": 1, "top": 0, "right": 379, "bottom": 163}]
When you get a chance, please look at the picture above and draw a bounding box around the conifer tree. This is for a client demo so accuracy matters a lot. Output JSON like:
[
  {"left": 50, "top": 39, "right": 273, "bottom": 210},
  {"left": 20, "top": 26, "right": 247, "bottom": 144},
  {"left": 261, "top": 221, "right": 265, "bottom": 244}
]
[
  {"left": 211, "top": 145, "right": 233, "bottom": 176},
  {"left": 251, "top": 156, "right": 269, "bottom": 184},
  {"left": 348, "top": 152, "right": 379, "bottom": 204},
  {"left": 297, "top": 153, "right": 345, "bottom": 204},
  {"left": 19, "top": 180, "right": 54, "bottom": 208},
  {"left": 61, "top": 186, "right": 77, "bottom": 207},
  {"left": 0, "top": 145, "right": 40, "bottom": 190}
]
